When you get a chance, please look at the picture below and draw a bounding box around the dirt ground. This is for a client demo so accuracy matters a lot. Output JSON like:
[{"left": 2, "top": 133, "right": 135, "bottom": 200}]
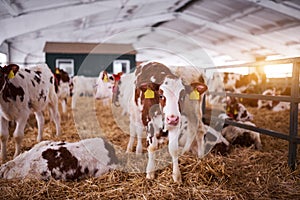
[{"left": 0, "top": 96, "right": 300, "bottom": 200}]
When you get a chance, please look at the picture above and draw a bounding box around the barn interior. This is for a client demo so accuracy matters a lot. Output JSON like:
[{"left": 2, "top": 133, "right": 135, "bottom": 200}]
[{"left": 0, "top": 0, "right": 300, "bottom": 199}]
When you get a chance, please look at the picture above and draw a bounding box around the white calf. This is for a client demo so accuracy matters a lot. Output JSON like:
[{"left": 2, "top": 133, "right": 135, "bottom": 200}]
[
  {"left": 0, "top": 138, "right": 118, "bottom": 180},
  {"left": 94, "top": 71, "right": 115, "bottom": 106},
  {"left": 0, "top": 64, "right": 61, "bottom": 161},
  {"left": 272, "top": 101, "right": 290, "bottom": 112},
  {"left": 71, "top": 76, "right": 98, "bottom": 109}
]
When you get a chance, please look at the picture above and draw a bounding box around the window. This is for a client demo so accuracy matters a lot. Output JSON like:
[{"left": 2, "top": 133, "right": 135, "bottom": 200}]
[
  {"left": 0, "top": 53, "right": 7, "bottom": 65},
  {"left": 56, "top": 59, "right": 75, "bottom": 76},
  {"left": 113, "top": 60, "right": 130, "bottom": 74}
]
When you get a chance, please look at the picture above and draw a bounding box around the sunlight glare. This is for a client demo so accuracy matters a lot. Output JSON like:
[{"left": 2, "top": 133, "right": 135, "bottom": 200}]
[
  {"left": 217, "top": 67, "right": 249, "bottom": 75},
  {"left": 264, "top": 63, "right": 292, "bottom": 78}
]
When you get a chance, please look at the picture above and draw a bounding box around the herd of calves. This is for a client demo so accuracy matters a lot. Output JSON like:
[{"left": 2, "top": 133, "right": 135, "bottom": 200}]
[{"left": 0, "top": 62, "right": 285, "bottom": 182}]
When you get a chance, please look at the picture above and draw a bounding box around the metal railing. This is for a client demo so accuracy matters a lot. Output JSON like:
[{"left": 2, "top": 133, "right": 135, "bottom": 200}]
[{"left": 203, "top": 57, "right": 300, "bottom": 170}]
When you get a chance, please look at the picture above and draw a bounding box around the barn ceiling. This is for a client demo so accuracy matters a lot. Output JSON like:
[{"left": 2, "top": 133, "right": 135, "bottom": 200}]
[{"left": 0, "top": 0, "right": 300, "bottom": 67}]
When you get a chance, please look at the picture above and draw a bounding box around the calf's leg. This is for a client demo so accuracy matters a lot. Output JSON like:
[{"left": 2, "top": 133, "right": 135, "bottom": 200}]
[
  {"left": 13, "top": 120, "right": 27, "bottom": 158},
  {"left": 0, "top": 118, "right": 9, "bottom": 161},
  {"left": 168, "top": 129, "right": 182, "bottom": 183},
  {"left": 146, "top": 133, "right": 158, "bottom": 179},
  {"left": 34, "top": 111, "right": 44, "bottom": 142}
]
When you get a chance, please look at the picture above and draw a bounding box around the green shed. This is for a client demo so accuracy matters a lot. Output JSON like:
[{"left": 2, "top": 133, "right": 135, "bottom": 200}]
[{"left": 43, "top": 42, "right": 136, "bottom": 77}]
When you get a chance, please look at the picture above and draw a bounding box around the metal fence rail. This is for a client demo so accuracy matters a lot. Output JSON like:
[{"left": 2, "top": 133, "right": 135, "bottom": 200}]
[{"left": 203, "top": 57, "right": 300, "bottom": 170}]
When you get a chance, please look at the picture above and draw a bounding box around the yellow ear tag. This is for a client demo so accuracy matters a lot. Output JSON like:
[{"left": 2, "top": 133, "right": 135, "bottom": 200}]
[
  {"left": 144, "top": 88, "right": 155, "bottom": 99},
  {"left": 189, "top": 89, "right": 200, "bottom": 100},
  {"left": 55, "top": 69, "right": 60, "bottom": 74},
  {"left": 234, "top": 109, "right": 238, "bottom": 115},
  {"left": 8, "top": 70, "right": 15, "bottom": 79},
  {"left": 103, "top": 75, "right": 108, "bottom": 83}
]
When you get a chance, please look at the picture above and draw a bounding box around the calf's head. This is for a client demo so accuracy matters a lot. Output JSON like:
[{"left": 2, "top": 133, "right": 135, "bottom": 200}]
[
  {"left": 226, "top": 97, "right": 253, "bottom": 121},
  {"left": 159, "top": 77, "right": 207, "bottom": 129},
  {"left": 95, "top": 70, "right": 115, "bottom": 100},
  {"left": 0, "top": 64, "right": 19, "bottom": 90}
]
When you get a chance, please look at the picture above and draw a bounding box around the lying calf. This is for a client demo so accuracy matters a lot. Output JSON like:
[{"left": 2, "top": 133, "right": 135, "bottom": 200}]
[
  {"left": 221, "top": 120, "right": 262, "bottom": 150},
  {"left": 215, "top": 113, "right": 262, "bottom": 151},
  {"left": 0, "top": 138, "right": 118, "bottom": 180}
]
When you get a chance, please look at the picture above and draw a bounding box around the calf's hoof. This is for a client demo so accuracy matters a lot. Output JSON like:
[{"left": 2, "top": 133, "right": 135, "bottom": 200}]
[{"left": 146, "top": 172, "right": 155, "bottom": 179}]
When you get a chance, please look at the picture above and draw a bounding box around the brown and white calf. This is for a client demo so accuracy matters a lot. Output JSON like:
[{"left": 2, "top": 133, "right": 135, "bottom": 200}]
[
  {"left": 226, "top": 96, "right": 253, "bottom": 122},
  {"left": 54, "top": 68, "right": 71, "bottom": 113},
  {"left": 133, "top": 62, "right": 207, "bottom": 182},
  {"left": 0, "top": 64, "right": 61, "bottom": 161},
  {"left": 217, "top": 113, "right": 262, "bottom": 150},
  {"left": 257, "top": 88, "right": 293, "bottom": 112},
  {"left": 207, "top": 71, "right": 264, "bottom": 105},
  {"left": 0, "top": 138, "right": 118, "bottom": 180}
]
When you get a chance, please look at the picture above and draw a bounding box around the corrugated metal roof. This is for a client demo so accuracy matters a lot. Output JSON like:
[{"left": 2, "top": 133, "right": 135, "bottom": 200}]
[{"left": 0, "top": 0, "right": 299, "bottom": 65}]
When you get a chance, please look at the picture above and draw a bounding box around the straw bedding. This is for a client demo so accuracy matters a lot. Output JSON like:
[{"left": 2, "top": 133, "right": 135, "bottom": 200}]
[{"left": 0, "top": 97, "right": 299, "bottom": 200}]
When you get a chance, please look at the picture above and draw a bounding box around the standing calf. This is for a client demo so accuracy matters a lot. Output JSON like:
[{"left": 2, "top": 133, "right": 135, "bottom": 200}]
[
  {"left": 54, "top": 68, "right": 70, "bottom": 113},
  {"left": 0, "top": 64, "right": 61, "bottom": 161},
  {"left": 134, "top": 62, "right": 207, "bottom": 182},
  {"left": 71, "top": 75, "right": 98, "bottom": 109}
]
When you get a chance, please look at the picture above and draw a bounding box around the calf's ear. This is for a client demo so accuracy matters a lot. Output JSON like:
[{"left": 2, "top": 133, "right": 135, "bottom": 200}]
[
  {"left": 102, "top": 71, "right": 109, "bottom": 82},
  {"left": 3, "top": 64, "right": 19, "bottom": 79},
  {"left": 112, "top": 72, "right": 123, "bottom": 81},
  {"left": 191, "top": 82, "right": 208, "bottom": 95}
]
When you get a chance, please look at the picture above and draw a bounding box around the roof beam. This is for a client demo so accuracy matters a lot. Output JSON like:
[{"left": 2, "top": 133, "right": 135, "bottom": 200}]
[
  {"left": 0, "top": 0, "right": 171, "bottom": 45},
  {"left": 136, "top": 29, "right": 254, "bottom": 64},
  {"left": 245, "top": 0, "right": 300, "bottom": 20},
  {"left": 5, "top": 13, "right": 174, "bottom": 62},
  {"left": 0, "top": 1, "right": 117, "bottom": 45},
  {"left": 178, "top": 12, "right": 300, "bottom": 57},
  {"left": 23, "top": 13, "right": 175, "bottom": 42},
  {"left": 0, "top": 0, "right": 20, "bottom": 17}
]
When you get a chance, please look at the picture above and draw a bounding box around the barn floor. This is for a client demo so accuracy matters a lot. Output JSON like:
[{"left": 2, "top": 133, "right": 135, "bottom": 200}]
[{"left": 0, "top": 97, "right": 300, "bottom": 200}]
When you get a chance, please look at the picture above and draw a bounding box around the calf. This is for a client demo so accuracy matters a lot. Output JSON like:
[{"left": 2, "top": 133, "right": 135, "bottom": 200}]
[
  {"left": 257, "top": 88, "right": 277, "bottom": 109},
  {"left": 0, "top": 138, "right": 118, "bottom": 180},
  {"left": 257, "top": 88, "right": 292, "bottom": 112},
  {"left": 221, "top": 120, "right": 262, "bottom": 150},
  {"left": 112, "top": 72, "right": 138, "bottom": 146},
  {"left": 179, "top": 122, "right": 229, "bottom": 157},
  {"left": 94, "top": 71, "right": 115, "bottom": 106},
  {"left": 71, "top": 76, "right": 98, "bottom": 109},
  {"left": 54, "top": 68, "right": 70, "bottom": 113},
  {"left": 207, "top": 71, "right": 264, "bottom": 105},
  {"left": 207, "top": 72, "right": 226, "bottom": 105},
  {"left": 212, "top": 110, "right": 262, "bottom": 151},
  {"left": 272, "top": 101, "right": 290, "bottom": 112},
  {"left": 226, "top": 96, "right": 253, "bottom": 121},
  {"left": 134, "top": 62, "right": 207, "bottom": 182},
  {"left": 0, "top": 64, "right": 61, "bottom": 161}
]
